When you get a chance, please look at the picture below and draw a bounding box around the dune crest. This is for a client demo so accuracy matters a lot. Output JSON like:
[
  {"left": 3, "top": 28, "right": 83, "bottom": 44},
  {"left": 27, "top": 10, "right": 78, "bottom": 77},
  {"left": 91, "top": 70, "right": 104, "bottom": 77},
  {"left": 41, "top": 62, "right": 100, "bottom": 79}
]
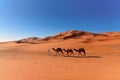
[{"left": 15, "top": 30, "right": 120, "bottom": 44}]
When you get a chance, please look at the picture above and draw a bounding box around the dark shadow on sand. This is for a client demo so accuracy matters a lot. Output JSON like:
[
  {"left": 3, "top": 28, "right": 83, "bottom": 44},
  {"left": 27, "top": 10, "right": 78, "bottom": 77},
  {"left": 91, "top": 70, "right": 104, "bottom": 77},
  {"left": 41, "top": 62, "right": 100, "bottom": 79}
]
[
  {"left": 63, "top": 56, "right": 102, "bottom": 58},
  {"left": 51, "top": 54, "right": 102, "bottom": 58}
]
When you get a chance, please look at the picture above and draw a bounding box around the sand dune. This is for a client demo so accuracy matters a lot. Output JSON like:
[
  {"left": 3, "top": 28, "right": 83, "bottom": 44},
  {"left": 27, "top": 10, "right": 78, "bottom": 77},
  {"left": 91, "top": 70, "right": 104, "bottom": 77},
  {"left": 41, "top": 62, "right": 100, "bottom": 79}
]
[
  {"left": 0, "top": 30, "right": 120, "bottom": 80},
  {"left": 16, "top": 30, "right": 120, "bottom": 44}
]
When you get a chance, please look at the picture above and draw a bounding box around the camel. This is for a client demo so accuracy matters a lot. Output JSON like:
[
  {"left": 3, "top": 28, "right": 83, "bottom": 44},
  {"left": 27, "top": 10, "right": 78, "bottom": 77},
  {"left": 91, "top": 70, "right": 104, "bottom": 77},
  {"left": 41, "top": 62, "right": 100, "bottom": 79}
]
[
  {"left": 74, "top": 48, "right": 86, "bottom": 56},
  {"left": 52, "top": 48, "right": 64, "bottom": 56},
  {"left": 63, "top": 48, "right": 74, "bottom": 56}
]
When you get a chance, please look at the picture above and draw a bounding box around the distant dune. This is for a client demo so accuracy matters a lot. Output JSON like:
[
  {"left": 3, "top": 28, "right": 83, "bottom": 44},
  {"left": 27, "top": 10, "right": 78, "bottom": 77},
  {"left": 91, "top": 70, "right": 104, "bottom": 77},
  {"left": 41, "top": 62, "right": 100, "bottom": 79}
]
[{"left": 15, "top": 30, "right": 120, "bottom": 44}]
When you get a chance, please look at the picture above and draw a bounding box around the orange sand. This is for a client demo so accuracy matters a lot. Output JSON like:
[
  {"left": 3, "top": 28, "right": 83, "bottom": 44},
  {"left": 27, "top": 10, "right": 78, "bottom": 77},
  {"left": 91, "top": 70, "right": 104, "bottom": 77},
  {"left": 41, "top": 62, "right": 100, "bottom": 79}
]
[{"left": 0, "top": 31, "right": 120, "bottom": 80}]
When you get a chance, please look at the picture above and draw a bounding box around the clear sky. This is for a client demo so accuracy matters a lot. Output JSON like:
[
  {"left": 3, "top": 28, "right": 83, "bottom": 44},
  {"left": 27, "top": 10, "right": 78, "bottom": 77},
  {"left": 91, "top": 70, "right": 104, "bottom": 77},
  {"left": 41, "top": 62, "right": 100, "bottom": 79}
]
[{"left": 0, "top": 0, "right": 120, "bottom": 41}]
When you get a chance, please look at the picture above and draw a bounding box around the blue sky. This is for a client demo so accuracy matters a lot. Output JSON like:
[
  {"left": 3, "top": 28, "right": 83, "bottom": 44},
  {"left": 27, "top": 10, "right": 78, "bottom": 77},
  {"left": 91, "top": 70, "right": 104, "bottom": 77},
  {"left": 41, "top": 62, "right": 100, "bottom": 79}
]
[{"left": 0, "top": 0, "right": 120, "bottom": 41}]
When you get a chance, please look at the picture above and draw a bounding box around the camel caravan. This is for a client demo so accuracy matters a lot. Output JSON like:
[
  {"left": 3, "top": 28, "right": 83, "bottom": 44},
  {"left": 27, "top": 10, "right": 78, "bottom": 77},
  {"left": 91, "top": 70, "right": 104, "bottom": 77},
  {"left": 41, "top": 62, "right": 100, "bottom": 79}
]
[{"left": 49, "top": 48, "right": 86, "bottom": 57}]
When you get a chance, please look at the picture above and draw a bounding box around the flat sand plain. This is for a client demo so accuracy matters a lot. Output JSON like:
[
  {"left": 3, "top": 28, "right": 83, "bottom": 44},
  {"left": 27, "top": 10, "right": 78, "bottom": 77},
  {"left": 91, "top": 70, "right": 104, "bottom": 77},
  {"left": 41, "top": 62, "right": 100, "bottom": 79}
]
[{"left": 0, "top": 37, "right": 120, "bottom": 80}]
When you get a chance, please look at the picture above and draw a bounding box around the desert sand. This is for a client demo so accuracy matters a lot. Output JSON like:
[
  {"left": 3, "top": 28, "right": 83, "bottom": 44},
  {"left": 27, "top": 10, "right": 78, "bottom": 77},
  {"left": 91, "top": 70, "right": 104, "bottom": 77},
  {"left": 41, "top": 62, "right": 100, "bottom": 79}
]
[{"left": 0, "top": 30, "right": 120, "bottom": 80}]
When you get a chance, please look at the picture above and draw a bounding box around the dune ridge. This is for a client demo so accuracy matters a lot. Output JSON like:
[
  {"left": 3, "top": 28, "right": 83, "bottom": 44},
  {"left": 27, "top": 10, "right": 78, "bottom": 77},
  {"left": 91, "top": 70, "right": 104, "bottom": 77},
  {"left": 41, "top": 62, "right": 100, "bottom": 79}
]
[{"left": 15, "top": 30, "right": 120, "bottom": 44}]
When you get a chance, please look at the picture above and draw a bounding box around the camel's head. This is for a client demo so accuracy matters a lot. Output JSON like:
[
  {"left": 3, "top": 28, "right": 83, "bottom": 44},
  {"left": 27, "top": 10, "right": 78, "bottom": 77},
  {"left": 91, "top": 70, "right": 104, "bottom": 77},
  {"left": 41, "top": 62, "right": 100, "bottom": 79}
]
[
  {"left": 63, "top": 49, "right": 66, "bottom": 51},
  {"left": 52, "top": 48, "right": 55, "bottom": 50},
  {"left": 62, "top": 49, "right": 65, "bottom": 50}
]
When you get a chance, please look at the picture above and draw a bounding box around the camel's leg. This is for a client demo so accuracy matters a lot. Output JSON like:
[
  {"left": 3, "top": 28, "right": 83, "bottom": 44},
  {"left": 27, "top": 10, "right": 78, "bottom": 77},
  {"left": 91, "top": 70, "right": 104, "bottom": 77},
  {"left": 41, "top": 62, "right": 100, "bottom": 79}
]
[
  {"left": 67, "top": 52, "right": 69, "bottom": 56},
  {"left": 59, "top": 53, "right": 61, "bottom": 56},
  {"left": 55, "top": 52, "right": 58, "bottom": 56},
  {"left": 60, "top": 52, "right": 62, "bottom": 56},
  {"left": 78, "top": 53, "right": 80, "bottom": 57},
  {"left": 61, "top": 52, "right": 64, "bottom": 56},
  {"left": 58, "top": 52, "right": 60, "bottom": 56},
  {"left": 70, "top": 52, "right": 72, "bottom": 56},
  {"left": 84, "top": 51, "right": 86, "bottom": 56},
  {"left": 84, "top": 52, "right": 86, "bottom": 56},
  {"left": 70, "top": 52, "right": 74, "bottom": 56},
  {"left": 72, "top": 52, "right": 74, "bottom": 56},
  {"left": 78, "top": 52, "right": 82, "bottom": 57},
  {"left": 82, "top": 49, "right": 86, "bottom": 56},
  {"left": 81, "top": 51, "right": 86, "bottom": 56},
  {"left": 55, "top": 52, "right": 59, "bottom": 56},
  {"left": 60, "top": 51, "right": 64, "bottom": 56}
]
